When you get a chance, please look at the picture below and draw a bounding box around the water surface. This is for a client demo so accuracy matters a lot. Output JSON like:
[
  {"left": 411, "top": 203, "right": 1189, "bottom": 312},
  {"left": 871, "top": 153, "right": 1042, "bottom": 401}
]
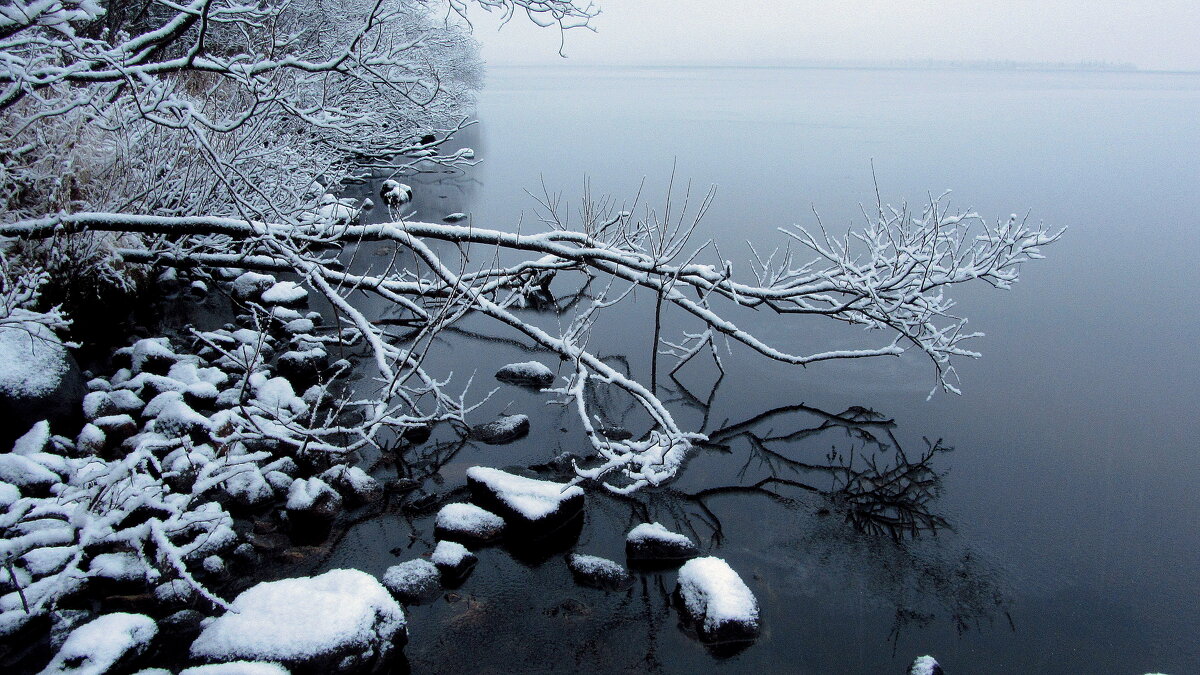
[{"left": 331, "top": 66, "right": 1200, "bottom": 674}]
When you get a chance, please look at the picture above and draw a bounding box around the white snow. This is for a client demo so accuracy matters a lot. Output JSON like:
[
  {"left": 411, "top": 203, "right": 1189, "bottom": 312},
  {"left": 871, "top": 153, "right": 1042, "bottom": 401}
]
[
  {"left": 130, "top": 337, "right": 176, "bottom": 373},
  {"left": 76, "top": 423, "right": 106, "bottom": 452},
  {"left": 430, "top": 540, "right": 471, "bottom": 568},
  {"left": 443, "top": 212, "right": 467, "bottom": 222},
  {"left": 381, "top": 559, "right": 440, "bottom": 596},
  {"left": 910, "top": 655, "right": 942, "bottom": 675},
  {"left": 40, "top": 612, "right": 157, "bottom": 675},
  {"left": 13, "top": 420, "right": 50, "bottom": 454},
  {"left": 190, "top": 569, "right": 405, "bottom": 664},
  {"left": 676, "top": 557, "right": 759, "bottom": 635},
  {"left": 180, "top": 663, "right": 291, "bottom": 675},
  {"left": 0, "top": 482, "right": 19, "bottom": 508},
  {"left": 88, "top": 552, "right": 151, "bottom": 583},
  {"left": 286, "top": 477, "right": 340, "bottom": 512},
  {"left": 435, "top": 503, "right": 505, "bottom": 539},
  {"left": 0, "top": 453, "right": 59, "bottom": 489},
  {"left": 269, "top": 306, "right": 303, "bottom": 322},
  {"left": 260, "top": 281, "right": 308, "bottom": 305},
  {"left": 252, "top": 377, "right": 307, "bottom": 417},
  {"left": 380, "top": 180, "right": 412, "bottom": 207},
  {"left": 0, "top": 322, "right": 70, "bottom": 398},
  {"left": 319, "top": 465, "right": 380, "bottom": 502},
  {"left": 495, "top": 361, "right": 554, "bottom": 384},
  {"left": 465, "top": 467, "right": 583, "bottom": 521},
  {"left": 231, "top": 272, "right": 276, "bottom": 300},
  {"left": 567, "top": 553, "right": 625, "bottom": 578},
  {"left": 21, "top": 545, "right": 74, "bottom": 577},
  {"left": 627, "top": 522, "right": 694, "bottom": 548}
]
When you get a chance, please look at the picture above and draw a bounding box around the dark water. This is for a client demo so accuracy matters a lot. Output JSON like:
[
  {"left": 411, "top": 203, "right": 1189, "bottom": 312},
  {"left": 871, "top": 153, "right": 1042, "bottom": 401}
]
[{"left": 324, "top": 66, "right": 1200, "bottom": 673}]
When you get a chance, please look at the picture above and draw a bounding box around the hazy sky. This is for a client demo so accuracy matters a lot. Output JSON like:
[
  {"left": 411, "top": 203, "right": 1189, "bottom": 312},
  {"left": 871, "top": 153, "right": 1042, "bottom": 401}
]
[{"left": 470, "top": 1, "right": 1200, "bottom": 71}]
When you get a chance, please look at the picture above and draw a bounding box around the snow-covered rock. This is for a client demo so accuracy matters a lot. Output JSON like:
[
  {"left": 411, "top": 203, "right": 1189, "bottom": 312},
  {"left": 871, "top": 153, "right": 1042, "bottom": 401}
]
[
  {"left": 260, "top": 281, "right": 308, "bottom": 307},
  {"left": 75, "top": 423, "right": 107, "bottom": 455},
  {"left": 13, "top": 420, "right": 50, "bottom": 455},
  {"left": 494, "top": 361, "right": 555, "bottom": 388},
  {"left": 675, "top": 557, "right": 760, "bottom": 643},
  {"left": 276, "top": 348, "right": 329, "bottom": 386},
  {"left": 469, "top": 414, "right": 530, "bottom": 445},
  {"left": 430, "top": 540, "right": 476, "bottom": 580},
  {"left": 88, "top": 552, "right": 153, "bottom": 585},
  {"left": 231, "top": 272, "right": 277, "bottom": 301},
  {"left": 286, "top": 477, "right": 341, "bottom": 517},
  {"left": 0, "top": 452, "right": 60, "bottom": 492},
  {"left": 567, "top": 553, "right": 633, "bottom": 591},
  {"left": 313, "top": 194, "right": 359, "bottom": 224},
  {"left": 190, "top": 569, "right": 406, "bottom": 672},
  {"left": 41, "top": 612, "right": 157, "bottom": 675},
  {"left": 0, "top": 481, "right": 20, "bottom": 509},
  {"left": 83, "top": 390, "right": 144, "bottom": 420},
  {"left": 283, "top": 318, "right": 314, "bottom": 335},
  {"left": 909, "top": 655, "right": 945, "bottom": 675},
  {"left": 145, "top": 392, "right": 211, "bottom": 437},
  {"left": 285, "top": 477, "right": 342, "bottom": 543},
  {"left": 319, "top": 465, "right": 382, "bottom": 506},
  {"left": 379, "top": 180, "right": 412, "bottom": 207},
  {"left": 442, "top": 212, "right": 467, "bottom": 223},
  {"left": 626, "top": 522, "right": 699, "bottom": 564},
  {"left": 0, "top": 322, "right": 85, "bottom": 446},
  {"left": 381, "top": 559, "right": 442, "bottom": 604},
  {"left": 434, "top": 502, "right": 505, "bottom": 544},
  {"left": 465, "top": 466, "right": 584, "bottom": 533},
  {"left": 222, "top": 466, "right": 275, "bottom": 509},
  {"left": 129, "top": 337, "right": 179, "bottom": 375}
]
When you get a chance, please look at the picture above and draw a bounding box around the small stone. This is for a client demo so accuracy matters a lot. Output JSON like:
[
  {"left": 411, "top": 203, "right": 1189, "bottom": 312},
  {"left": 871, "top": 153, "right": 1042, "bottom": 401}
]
[
  {"left": 494, "top": 361, "right": 555, "bottom": 388},
  {"left": 567, "top": 553, "right": 633, "bottom": 591},
  {"left": 381, "top": 559, "right": 442, "bottom": 604},
  {"left": 469, "top": 414, "right": 529, "bottom": 445}
]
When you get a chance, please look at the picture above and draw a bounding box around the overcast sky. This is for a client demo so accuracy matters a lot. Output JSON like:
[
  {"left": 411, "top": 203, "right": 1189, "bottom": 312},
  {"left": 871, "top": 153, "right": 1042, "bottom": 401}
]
[{"left": 470, "top": 1, "right": 1200, "bottom": 71}]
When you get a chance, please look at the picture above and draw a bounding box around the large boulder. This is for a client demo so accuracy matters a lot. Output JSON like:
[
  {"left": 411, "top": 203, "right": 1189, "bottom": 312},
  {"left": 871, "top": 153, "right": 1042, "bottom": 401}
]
[
  {"left": 0, "top": 323, "right": 85, "bottom": 448},
  {"left": 465, "top": 466, "right": 584, "bottom": 535},
  {"left": 190, "top": 569, "right": 406, "bottom": 673},
  {"left": 674, "top": 557, "right": 760, "bottom": 644}
]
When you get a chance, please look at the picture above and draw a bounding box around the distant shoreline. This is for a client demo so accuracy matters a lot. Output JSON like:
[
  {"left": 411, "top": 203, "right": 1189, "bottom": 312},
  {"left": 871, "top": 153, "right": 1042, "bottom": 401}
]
[{"left": 489, "top": 61, "right": 1200, "bottom": 75}]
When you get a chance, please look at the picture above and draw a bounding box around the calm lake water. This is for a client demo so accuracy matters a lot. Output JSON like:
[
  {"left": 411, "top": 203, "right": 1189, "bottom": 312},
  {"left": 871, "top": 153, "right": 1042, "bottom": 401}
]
[{"left": 326, "top": 66, "right": 1200, "bottom": 673}]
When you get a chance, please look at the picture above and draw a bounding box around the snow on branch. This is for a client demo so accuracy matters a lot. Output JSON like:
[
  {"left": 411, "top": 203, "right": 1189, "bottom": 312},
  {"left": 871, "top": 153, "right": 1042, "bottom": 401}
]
[{"left": 1, "top": 189, "right": 1061, "bottom": 490}]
